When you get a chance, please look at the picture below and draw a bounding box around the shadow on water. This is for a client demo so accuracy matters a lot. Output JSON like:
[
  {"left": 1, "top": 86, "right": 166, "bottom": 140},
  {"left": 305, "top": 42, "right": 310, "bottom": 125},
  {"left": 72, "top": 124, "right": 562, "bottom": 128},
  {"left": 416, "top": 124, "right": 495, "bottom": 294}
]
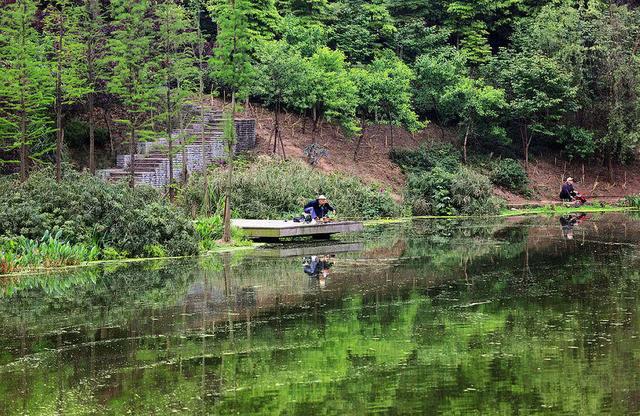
[{"left": 2, "top": 213, "right": 640, "bottom": 414}]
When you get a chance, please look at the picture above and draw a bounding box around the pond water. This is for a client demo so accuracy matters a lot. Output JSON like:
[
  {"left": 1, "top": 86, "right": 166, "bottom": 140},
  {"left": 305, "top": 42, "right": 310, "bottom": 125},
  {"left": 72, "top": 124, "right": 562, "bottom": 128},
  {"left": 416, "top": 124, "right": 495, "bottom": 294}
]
[{"left": 2, "top": 213, "right": 640, "bottom": 415}]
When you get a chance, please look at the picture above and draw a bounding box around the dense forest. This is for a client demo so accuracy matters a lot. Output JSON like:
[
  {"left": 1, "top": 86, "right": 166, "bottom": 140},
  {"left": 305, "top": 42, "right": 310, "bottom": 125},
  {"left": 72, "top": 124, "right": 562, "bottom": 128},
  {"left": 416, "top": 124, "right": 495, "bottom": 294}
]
[
  {"left": 1, "top": 0, "right": 640, "bottom": 268},
  {"left": 1, "top": 0, "right": 639, "bottom": 179}
]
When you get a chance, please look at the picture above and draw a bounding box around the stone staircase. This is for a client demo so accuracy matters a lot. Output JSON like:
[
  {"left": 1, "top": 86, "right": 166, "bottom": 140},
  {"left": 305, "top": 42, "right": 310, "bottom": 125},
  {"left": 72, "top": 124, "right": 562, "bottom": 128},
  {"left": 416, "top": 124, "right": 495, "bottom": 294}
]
[{"left": 97, "top": 105, "right": 256, "bottom": 189}]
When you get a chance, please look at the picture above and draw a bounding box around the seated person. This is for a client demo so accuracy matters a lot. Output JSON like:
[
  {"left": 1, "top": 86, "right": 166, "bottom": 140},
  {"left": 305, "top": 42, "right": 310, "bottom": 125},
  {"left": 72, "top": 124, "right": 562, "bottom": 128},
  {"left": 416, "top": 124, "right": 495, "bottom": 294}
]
[
  {"left": 559, "top": 177, "right": 587, "bottom": 205},
  {"left": 304, "top": 195, "right": 336, "bottom": 222}
]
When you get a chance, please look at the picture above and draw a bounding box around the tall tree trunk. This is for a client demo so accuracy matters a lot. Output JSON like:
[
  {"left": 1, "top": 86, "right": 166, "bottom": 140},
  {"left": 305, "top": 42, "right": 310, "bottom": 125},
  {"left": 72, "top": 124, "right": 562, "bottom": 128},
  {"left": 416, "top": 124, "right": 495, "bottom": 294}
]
[
  {"left": 608, "top": 154, "right": 614, "bottom": 183},
  {"left": 55, "top": 13, "right": 64, "bottom": 182},
  {"left": 88, "top": 93, "right": 95, "bottom": 174},
  {"left": 521, "top": 125, "right": 529, "bottom": 171},
  {"left": 463, "top": 123, "right": 470, "bottom": 164},
  {"left": 167, "top": 87, "right": 174, "bottom": 202},
  {"left": 19, "top": 100, "right": 28, "bottom": 182},
  {"left": 196, "top": 8, "right": 209, "bottom": 216},
  {"left": 129, "top": 125, "right": 136, "bottom": 188},
  {"left": 353, "top": 118, "right": 365, "bottom": 162},
  {"left": 222, "top": 93, "right": 235, "bottom": 243},
  {"left": 272, "top": 100, "right": 279, "bottom": 154},
  {"left": 87, "top": 0, "right": 98, "bottom": 175},
  {"left": 181, "top": 116, "right": 188, "bottom": 185}
]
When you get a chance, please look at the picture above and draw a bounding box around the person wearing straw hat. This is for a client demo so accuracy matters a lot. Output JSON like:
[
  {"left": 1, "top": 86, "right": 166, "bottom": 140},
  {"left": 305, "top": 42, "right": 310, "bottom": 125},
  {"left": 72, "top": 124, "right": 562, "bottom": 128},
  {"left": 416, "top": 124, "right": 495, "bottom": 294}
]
[{"left": 304, "top": 195, "right": 336, "bottom": 223}]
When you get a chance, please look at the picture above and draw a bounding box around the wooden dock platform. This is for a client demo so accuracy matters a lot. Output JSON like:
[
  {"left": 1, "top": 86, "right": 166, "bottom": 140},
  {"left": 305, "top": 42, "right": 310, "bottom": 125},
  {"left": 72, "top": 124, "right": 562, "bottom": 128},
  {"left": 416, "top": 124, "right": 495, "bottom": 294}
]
[{"left": 232, "top": 219, "right": 364, "bottom": 240}]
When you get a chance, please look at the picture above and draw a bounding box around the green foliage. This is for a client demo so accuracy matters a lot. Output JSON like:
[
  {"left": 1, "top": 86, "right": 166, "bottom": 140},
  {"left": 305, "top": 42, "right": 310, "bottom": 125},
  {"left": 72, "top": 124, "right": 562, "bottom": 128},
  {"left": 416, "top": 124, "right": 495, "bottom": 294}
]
[
  {"left": 0, "top": 0, "right": 55, "bottom": 178},
  {"left": 0, "top": 230, "right": 99, "bottom": 273},
  {"left": 407, "top": 166, "right": 502, "bottom": 216},
  {"left": 440, "top": 76, "right": 507, "bottom": 158},
  {"left": 179, "top": 157, "right": 400, "bottom": 220},
  {"left": 208, "top": 0, "right": 255, "bottom": 100},
  {"left": 0, "top": 168, "right": 199, "bottom": 257},
  {"left": 105, "top": 0, "right": 158, "bottom": 153},
  {"left": 625, "top": 195, "right": 640, "bottom": 209},
  {"left": 558, "top": 126, "right": 596, "bottom": 162},
  {"left": 484, "top": 51, "right": 578, "bottom": 164},
  {"left": 352, "top": 51, "right": 423, "bottom": 135},
  {"left": 489, "top": 158, "right": 528, "bottom": 195},
  {"left": 328, "top": 0, "right": 396, "bottom": 64},
  {"left": 254, "top": 40, "right": 311, "bottom": 111},
  {"left": 279, "top": 15, "right": 326, "bottom": 56},
  {"left": 194, "top": 215, "right": 223, "bottom": 250},
  {"left": 308, "top": 47, "right": 359, "bottom": 136},
  {"left": 512, "top": 2, "right": 640, "bottom": 165},
  {"left": 413, "top": 48, "right": 466, "bottom": 120},
  {"left": 390, "top": 143, "right": 461, "bottom": 174}
]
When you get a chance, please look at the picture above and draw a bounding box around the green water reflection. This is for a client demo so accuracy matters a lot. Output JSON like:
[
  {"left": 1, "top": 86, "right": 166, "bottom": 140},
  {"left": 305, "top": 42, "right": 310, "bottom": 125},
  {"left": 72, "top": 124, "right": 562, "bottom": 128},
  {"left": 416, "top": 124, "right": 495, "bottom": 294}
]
[{"left": 2, "top": 214, "right": 640, "bottom": 415}]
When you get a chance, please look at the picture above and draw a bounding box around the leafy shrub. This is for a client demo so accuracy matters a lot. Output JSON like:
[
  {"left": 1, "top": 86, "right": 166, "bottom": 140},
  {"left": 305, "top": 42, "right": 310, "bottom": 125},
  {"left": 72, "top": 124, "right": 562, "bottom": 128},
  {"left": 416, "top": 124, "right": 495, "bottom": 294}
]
[
  {"left": 390, "top": 143, "right": 461, "bottom": 174},
  {"left": 195, "top": 215, "right": 224, "bottom": 250},
  {"left": 558, "top": 126, "right": 596, "bottom": 161},
  {"left": 179, "top": 157, "right": 401, "bottom": 220},
  {"left": 625, "top": 195, "right": 640, "bottom": 208},
  {"left": 490, "top": 158, "right": 529, "bottom": 194},
  {"left": 407, "top": 167, "right": 503, "bottom": 216},
  {"left": 0, "top": 168, "right": 198, "bottom": 257}
]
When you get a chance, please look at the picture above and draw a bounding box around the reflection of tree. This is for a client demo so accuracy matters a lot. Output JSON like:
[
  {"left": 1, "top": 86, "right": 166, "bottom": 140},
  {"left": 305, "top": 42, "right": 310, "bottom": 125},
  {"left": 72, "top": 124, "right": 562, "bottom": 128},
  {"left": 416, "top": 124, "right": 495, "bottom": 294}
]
[{"left": 2, "top": 216, "right": 640, "bottom": 414}]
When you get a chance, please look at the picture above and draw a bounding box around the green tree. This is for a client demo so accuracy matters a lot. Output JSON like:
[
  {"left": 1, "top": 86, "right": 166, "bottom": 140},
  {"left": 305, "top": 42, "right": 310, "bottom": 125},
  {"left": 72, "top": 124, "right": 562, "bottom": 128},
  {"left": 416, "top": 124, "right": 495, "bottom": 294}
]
[
  {"left": 328, "top": 0, "right": 396, "bottom": 64},
  {"left": 79, "top": 0, "right": 106, "bottom": 175},
  {"left": 208, "top": 0, "right": 255, "bottom": 242},
  {"left": 413, "top": 48, "right": 467, "bottom": 139},
  {"left": 0, "top": 0, "right": 54, "bottom": 181},
  {"left": 485, "top": 51, "right": 578, "bottom": 169},
  {"left": 44, "top": 0, "right": 91, "bottom": 181},
  {"left": 308, "top": 47, "right": 359, "bottom": 139},
  {"left": 191, "top": 0, "right": 212, "bottom": 215},
  {"left": 105, "top": 0, "right": 158, "bottom": 188},
  {"left": 254, "top": 40, "right": 310, "bottom": 156},
  {"left": 155, "top": 0, "right": 197, "bottom": 201},
  {"left": 440, "top": 77, "right": 507, "bottom": 163},
  {"left": 366, "top": 51, "right": 422, "bottom": 148},
  {"left": 279, "top": 14, "right": 326, "bottom": 57}
]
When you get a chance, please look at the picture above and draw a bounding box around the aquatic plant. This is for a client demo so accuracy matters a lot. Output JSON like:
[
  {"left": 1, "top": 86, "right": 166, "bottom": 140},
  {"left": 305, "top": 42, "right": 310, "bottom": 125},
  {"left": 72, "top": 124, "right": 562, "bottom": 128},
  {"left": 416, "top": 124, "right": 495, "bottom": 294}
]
[{"left": 0, "top": 230, "right": 99, "bottom": 274}]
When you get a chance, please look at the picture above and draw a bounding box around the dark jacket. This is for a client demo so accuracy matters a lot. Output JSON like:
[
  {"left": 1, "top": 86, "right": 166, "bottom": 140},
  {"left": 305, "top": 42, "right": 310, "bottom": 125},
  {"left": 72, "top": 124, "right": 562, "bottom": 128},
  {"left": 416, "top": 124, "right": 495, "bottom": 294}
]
[
  {"left": 304, "top": 199, "right": 335, "bottom": 218},
  {"left": 559, "top": 182, "right": 575, "bottom": 200}
]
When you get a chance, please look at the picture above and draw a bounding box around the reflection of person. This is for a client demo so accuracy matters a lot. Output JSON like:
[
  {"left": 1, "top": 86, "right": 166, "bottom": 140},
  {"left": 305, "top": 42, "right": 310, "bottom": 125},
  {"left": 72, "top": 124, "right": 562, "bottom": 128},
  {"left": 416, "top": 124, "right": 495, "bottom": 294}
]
[
  {"left": 560, "top": 213, "right": 589, "bottom": 240},
  {"left": 303, "top": 195, "right": 336, "bottom": 223},
  {"left": 303, "top": 255, "right": 333, "bottom": 279},
  {"left": 559, "top": 177, "right": 587, "bottom": 206}
]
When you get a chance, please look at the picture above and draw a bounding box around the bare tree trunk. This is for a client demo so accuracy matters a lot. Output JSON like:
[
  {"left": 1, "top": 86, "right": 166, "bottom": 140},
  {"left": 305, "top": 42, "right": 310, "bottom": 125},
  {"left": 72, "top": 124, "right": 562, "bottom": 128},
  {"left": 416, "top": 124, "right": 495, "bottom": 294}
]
[
  {"left": 521, "top": 125, "right": 529, "bottom": 170},
  {"left": 222, "top": 93, "right": 235, "bottom": 243},
  {"left": 181, "top": 111, "right": 188, "bottom": 185},
  {"left": 103, "top": 110, "right": 115, "bottom": 157},
  {"left": 88, "top": 93, "right": 96, "bottom": 174},
  {"left": 353, "top": 118, "right": 365, "bottom": 162},
  {"left": 272, "top": 101, "right": 279, "bottom": 154},
  {"left": 167, "top": 87, "right": 175, "bottom": 202},
  {"left": 129, "top": 125, "right": 136, "bottom": 188},
  {"left": 463, "top": 124, "right": 470, "bottom": 164},
  {"left": 608, "top": 154, "right": 614, "bottom": 183}
]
